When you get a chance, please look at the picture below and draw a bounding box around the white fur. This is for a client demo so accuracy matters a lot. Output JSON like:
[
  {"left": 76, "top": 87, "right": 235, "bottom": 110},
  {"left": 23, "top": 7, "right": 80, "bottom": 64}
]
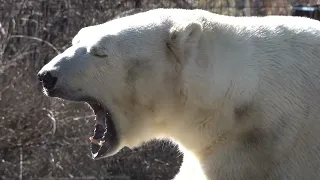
[{"left": 39, "top": 8, "right": 320, "bottom": 180}]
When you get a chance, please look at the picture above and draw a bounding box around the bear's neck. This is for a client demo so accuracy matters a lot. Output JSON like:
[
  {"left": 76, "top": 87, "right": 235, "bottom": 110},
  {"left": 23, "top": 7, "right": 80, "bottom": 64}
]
[
  {"left": 164, "top": 29, "right": 260, "bottom": 158},
  {"left": 183, "top": 28, "right": 259, "bottom": 110}
]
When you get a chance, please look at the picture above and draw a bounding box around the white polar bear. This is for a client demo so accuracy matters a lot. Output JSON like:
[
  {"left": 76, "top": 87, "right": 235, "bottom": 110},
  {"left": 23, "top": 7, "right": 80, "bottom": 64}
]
[{"left": 38, "top": 8, "right": 320, "bottom": 180}]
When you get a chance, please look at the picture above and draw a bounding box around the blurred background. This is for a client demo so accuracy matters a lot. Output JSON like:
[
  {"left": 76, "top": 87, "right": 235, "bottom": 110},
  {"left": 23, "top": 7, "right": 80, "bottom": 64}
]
[{"left": 1, "top": 0, "right": 320, "bottom": 179}]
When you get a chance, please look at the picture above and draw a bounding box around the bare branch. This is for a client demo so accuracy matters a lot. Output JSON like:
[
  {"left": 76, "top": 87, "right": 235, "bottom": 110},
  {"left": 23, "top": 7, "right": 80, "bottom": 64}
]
[{"left": 9, "top": 35, "right": 61, "bottom": 54}]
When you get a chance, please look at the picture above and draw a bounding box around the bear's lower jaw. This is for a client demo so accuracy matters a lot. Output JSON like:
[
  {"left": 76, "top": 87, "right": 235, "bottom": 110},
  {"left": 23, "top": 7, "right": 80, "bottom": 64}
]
[{"left": 84, "top": 99, "right": 119, "bottom": 160}]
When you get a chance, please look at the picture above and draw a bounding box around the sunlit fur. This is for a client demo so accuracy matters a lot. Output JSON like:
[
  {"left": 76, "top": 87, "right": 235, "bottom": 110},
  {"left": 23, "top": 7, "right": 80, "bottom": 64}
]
[{"left": 38, "top": 8, "right": 320, "bottom": 180}]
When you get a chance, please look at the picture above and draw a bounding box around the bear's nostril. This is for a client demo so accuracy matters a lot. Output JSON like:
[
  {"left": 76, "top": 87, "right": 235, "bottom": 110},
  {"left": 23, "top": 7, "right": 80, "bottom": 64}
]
[{"left": 38, "top": 71, "right": 58, "bottom": 90}]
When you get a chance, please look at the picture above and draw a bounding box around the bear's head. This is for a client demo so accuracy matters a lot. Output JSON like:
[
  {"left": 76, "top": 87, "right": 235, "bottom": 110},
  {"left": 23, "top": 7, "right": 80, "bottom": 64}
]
[{"left": 37, "top": 9, "right": 203, "bottom": 159}]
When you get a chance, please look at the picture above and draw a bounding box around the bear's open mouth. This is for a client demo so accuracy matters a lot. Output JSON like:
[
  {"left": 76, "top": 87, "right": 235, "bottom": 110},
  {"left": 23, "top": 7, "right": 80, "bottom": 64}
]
[{"left": 85, "top": 99, "right": 119, "bottom": 160}]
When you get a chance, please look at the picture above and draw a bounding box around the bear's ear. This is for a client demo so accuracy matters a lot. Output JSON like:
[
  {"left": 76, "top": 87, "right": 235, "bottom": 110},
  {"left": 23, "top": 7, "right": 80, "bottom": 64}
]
[{"left": 167, "top": 22, "right": 203, "bottom": 63}]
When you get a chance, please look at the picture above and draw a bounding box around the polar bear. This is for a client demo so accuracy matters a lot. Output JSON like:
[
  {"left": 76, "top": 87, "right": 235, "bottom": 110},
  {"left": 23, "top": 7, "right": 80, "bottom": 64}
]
[{"left": 38, "top": 8, "right": 320, "bottom": 180}]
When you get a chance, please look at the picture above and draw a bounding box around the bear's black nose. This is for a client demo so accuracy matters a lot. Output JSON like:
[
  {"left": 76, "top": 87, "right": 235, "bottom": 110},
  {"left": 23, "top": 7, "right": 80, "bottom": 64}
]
[{"left": 37, "top": 71, "right": 57, "bottom": 90}]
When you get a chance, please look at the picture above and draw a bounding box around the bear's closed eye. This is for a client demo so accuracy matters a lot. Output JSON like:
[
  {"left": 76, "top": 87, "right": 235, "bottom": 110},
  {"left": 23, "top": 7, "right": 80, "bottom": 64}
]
[{"left": 89, "top": 46, "right": 108, "bottom": 58}]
